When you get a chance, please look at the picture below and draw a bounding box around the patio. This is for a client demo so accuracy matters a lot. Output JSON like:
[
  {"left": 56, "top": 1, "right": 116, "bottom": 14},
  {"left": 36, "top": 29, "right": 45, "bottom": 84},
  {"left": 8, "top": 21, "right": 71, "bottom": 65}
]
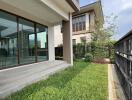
[{"left": 0, "top": 60, "right": 70, "bottom": 99}]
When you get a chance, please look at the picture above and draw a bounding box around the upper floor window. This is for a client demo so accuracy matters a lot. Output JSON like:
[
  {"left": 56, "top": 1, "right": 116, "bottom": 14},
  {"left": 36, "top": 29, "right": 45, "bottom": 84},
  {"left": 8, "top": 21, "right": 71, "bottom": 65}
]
[
  {"left": 82, "top": 22, "right": 86, "bottom": 30},
  {"left": 72, "top": 39, "right": 76, "bottom": 45},
  {"left": 72, "top": 15, "right": 86, "bottom": 32},
  {"left": 76, "top": 23, "right": 79, "bottom": 31},
  {"left": 73, "top": 24, "right": 75, "bottom": 32}
]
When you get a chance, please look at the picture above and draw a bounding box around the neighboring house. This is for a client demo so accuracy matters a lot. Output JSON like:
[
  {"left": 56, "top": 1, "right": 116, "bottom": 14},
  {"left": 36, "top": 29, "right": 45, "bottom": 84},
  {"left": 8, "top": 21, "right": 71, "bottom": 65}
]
[
  {"left": 72, "top": 1, "right": 104, "bottom": 44},
  {"left": 0, "top": 0, "right": 80, "bottom": 69},
  {"left": 54, "top": 1, "right": 104, "bottom": 46}
]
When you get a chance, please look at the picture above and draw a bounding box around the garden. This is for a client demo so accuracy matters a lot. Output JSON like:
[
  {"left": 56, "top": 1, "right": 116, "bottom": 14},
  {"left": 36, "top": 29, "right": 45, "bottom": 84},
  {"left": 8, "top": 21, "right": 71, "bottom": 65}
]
[{"left": 6, "top": 12, "right": 116, "bottom": 100}]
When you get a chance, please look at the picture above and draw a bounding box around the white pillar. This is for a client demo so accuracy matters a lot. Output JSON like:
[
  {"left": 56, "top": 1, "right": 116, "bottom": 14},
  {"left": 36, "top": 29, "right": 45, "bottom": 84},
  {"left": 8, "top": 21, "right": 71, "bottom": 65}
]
[
  {"left": 63, "top": 13, "right": 73, "bottom": 65},
  {"left": 48, "top": 26, "right": 55, "bottom": 61}
]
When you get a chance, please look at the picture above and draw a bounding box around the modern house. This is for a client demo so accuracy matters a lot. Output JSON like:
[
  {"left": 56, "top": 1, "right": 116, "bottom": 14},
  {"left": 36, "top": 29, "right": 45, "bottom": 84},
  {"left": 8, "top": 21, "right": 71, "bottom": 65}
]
[
  {"left": 0, "top": 0, "right": 80, "bottom": 98},
  {"left": 72, "top": 1, "right": 104, "bottom": 44},
  {"left": 54, "top": 1, "right": 104, "bottom": 47}
]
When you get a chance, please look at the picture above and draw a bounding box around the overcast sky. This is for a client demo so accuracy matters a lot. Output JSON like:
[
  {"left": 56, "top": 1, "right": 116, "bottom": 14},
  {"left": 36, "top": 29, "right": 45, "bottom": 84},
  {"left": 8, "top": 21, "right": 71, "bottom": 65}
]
[{"left": 80, "top": 0, "right": 132, "bottom": 40}]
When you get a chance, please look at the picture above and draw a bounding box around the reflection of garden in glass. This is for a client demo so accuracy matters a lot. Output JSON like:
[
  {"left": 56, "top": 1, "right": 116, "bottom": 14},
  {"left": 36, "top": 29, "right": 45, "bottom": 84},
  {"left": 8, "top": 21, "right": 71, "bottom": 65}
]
[
  {"left": 0, "top": 11, "right": 18, "bottom": 68},
  {"left": 37, "top": 24, "right": 48, "bottom": 62},
  {"left": 29, "top": 34, "right": 35, "bottom": 48},
  {"left": 37, "top": 32, "right": 47, "bottom": 48},
  {"left": 18, "top": 18, "right": 35, "bottom": 65},
  {"left": 0, "top": 10, "right": 48, "bottom": 69}
]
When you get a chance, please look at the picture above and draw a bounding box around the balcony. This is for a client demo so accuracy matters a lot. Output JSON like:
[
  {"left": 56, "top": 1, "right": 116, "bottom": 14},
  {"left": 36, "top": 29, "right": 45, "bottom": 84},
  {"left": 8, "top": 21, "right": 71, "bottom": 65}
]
[{"left": 66, "top": 0, "right": 80, "bottom": 11}]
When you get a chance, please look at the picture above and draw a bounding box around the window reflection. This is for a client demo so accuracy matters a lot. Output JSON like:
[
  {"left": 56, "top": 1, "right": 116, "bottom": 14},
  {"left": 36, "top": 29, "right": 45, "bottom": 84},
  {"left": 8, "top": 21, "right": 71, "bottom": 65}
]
[
  {"left": 0, "top": 11, "right": 17, "bottom": 68},
  {"left": 18, "top": 18, "right": 35, "bottom": 64},
  {"left": 0, "top": 10, "right": 49, "bottom": 69},
  {"left": 72, "top": 15, "right": 86, "bottom": 32},
  {"left": 36, "top": 24, "right": 48, "bottom": 61}
]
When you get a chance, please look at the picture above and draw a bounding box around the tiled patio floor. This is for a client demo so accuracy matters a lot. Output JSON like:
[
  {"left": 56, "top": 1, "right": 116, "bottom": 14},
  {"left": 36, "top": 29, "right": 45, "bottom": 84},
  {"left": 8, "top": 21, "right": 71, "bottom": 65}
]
[{"left": 0, "top": 60, "right": 70, "bottom": 99}]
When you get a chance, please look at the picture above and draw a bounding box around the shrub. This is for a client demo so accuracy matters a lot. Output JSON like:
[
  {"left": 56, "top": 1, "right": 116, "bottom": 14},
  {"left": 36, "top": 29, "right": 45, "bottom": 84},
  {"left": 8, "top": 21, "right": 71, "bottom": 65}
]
[
  {"left": 73, "top": 54, "right": 76, "bottom": 61},
  {"left": 84, "top": 53, "right": 93, "bottom": 62}
]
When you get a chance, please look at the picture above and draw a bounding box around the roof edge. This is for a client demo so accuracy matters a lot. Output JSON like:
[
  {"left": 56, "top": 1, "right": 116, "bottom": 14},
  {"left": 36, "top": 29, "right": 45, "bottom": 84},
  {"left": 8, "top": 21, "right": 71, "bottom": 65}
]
[
  {"left": 115, "top": 30, "right": 132, "bottom": 45},
  {"left": 66, "top": 0, "right": 80, "bottom": 11}
]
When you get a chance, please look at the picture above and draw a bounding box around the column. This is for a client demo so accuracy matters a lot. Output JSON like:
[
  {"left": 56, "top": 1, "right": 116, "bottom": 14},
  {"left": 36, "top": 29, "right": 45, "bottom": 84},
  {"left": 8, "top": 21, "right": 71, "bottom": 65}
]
[
  {"left": 48, "top": 26, "right": 55, "bottom": 61},
  {"left": 63, "top": 13, "right": 73, "bottom": 65}
]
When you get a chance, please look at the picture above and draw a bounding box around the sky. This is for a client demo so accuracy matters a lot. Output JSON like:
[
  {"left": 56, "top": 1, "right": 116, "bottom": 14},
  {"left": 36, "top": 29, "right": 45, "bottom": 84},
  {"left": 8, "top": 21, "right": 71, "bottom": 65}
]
[{"left": 80, "top": 0, "right": 132, "bottom": 40}]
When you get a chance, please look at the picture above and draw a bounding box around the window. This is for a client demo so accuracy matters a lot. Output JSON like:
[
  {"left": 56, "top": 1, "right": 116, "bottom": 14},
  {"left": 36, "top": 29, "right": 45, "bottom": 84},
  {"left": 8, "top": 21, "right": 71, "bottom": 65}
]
[
  {"left": 73, "top": 24, "right": 75, "bottom": 32},
  {"left": 0, "top": 11, "right": 18, "bottom": 68},
  {"left": 82, "top": 22, "right": 86, "bottom": 30},
  {"left": 0, "top": 10, "right": 49, "bottom": 69},
  {"left": 72, "top": 39, "right": 76, "bottom": 45},
  {"left": 81, "top": 16, "right": 86, "bottom": 30},
  {"left": 76, "top": 23, "right": 79, "bottom": 31},
  {"left": 72, "top": 15, "right": 86, "bottom": 32},
  {"left": 72, "top": 18, "right": 76, "bottom": 24},
  {"left": 79, "top": 22, "right": 82, "bottom": 31},
  {"left": 18, "top": 18, "right": 35, "bottom": 64},
  {"left": 36, "top": 24, "right": 48, "bottom": 62},
  {"left": 130, "top": 39, "right": 132, "bottom": 54}
]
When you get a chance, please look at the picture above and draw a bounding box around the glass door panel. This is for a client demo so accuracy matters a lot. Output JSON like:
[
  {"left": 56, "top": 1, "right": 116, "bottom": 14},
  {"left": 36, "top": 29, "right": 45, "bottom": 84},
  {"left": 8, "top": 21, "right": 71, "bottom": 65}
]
[
  {"left": 0, "top": 11, "right": 18, "bottom": 69},
  {"left": 18, "top": 18, "right": 35, "bottom": 64},
  {"left": 36, "top": 24, "right": 48, "bottom": 61}
]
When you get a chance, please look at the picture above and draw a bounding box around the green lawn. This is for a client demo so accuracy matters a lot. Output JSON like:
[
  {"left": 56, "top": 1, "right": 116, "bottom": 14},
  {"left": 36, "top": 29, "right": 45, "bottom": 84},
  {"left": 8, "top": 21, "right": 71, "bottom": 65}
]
[{"left": 7, "top": 61, "right": 108, "bottom": 100}]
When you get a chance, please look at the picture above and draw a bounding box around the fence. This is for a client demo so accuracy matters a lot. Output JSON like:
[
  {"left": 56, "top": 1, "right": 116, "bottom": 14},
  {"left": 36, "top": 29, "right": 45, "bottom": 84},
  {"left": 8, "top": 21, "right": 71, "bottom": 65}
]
[{"left": 115, "top": 30, "right": 132, "bottom": 100}]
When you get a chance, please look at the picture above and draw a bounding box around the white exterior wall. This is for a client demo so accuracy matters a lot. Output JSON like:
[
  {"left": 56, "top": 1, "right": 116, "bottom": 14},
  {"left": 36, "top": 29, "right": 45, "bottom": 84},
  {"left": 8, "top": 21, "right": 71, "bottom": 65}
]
[
  {"left": 72, "top": 11, "right": 95, "bottom": 44},
  {"left": 48, "top": 26, "right": 55, "bottom": 61},
  {"left": 54, "top": 25, "right": 63, "bottom": 47},
  {"left": 54, "top": 11, "right": 96, "bottom": 46},
  {"left": 72, "top": 33, "right": 92, "bottom": 44},
  {"left": 63, "top": 13, "right": 73, "bottom": 65}
]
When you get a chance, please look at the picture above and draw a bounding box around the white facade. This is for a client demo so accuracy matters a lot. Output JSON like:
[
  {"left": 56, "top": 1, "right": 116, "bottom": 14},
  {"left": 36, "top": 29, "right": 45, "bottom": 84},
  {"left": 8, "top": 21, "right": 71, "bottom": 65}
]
[
  {"left": 54, "top": 25, "right": 63, "bottom": 47},
  {"left": 72, "top": 33, "right": 92, "bottom": 44},
  {"left": 72, "top": 11, "right": 95, "bottom": 44},
  {"left": 0, "top": 0, "right": 79, "bottom": 66},
  {"left": 54, "top": 10, "right": 95, "bottom": 46}
]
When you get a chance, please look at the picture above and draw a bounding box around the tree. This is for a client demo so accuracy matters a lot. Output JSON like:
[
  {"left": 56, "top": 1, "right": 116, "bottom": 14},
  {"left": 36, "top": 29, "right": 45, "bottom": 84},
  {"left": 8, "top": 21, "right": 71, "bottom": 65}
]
[
  {"left": 90, "top": 14, "right": 118, "bottom": 59},
  {"left": 92, "top": 14, "right": 118, "bottom": 43}
]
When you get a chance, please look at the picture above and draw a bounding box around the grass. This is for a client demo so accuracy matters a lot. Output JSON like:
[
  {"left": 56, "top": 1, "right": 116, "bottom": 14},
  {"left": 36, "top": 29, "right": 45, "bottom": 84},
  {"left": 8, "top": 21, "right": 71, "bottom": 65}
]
[{"left": 6, "top": 61, "right": 108, "bottom": 100}]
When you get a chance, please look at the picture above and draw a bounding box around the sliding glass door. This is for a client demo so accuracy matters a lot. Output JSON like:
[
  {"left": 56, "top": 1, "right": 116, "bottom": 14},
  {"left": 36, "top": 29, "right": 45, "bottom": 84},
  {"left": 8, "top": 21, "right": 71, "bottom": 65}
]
[
  {"left": 36, "top": 24, "right": 48, "bottom": 62},
  {"left": 0, "top": 11, "right": 18, "bottom": 69},
  {"left": 18, "top": 18, "right": 35, "bottom": 64},
  {"left": 0, "top": 10, "right": 49, "bottom": 69}
]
